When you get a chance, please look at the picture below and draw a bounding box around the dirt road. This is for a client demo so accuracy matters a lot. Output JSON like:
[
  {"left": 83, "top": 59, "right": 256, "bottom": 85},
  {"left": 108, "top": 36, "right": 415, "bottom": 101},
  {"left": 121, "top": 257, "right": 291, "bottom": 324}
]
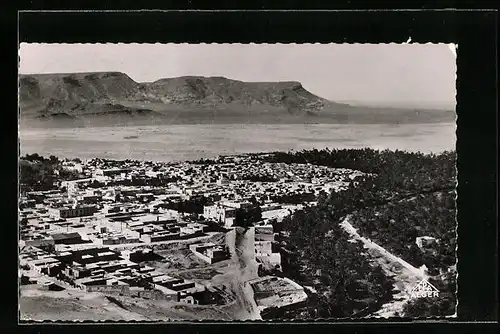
[
  {"left": 225, "top": 227, "right": 262, "bottom": 320},
  {"left": 339, "top": 215, "right": 427, "bottom": 318}
]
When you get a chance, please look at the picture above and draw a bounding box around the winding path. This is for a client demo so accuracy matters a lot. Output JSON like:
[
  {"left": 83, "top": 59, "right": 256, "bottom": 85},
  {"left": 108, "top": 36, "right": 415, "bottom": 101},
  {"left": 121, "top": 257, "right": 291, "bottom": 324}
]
[
  {"left": 339, "top": 215, "right": 427, "bottom": 318},
  {"left": 225, "top": 227, "right": 262, "bottom": 320}
]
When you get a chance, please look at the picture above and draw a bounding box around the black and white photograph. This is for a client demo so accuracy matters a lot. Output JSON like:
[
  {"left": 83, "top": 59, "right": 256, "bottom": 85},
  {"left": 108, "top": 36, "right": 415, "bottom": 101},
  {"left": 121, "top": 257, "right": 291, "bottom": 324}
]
[{"left": 18, "top": 42, "right": 457, "bottom": 321}]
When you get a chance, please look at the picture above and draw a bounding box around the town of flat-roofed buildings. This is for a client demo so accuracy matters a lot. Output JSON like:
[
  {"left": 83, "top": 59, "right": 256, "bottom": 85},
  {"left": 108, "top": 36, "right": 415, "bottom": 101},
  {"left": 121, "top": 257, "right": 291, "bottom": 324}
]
[{"left": 19, "top": 153, "right": 366, "bottom": 309}]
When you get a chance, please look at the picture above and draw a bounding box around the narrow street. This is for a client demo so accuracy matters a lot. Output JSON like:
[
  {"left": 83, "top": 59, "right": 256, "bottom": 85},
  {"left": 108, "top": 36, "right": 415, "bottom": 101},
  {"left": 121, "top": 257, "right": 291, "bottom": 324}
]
[{"left": 225, "top": 227, "right": 262, "bottom": 320}]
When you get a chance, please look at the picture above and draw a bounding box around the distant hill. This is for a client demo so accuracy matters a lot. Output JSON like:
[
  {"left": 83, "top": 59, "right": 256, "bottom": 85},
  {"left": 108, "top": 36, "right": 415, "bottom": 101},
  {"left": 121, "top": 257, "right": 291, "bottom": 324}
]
[{"left": 19, "top": 72, "right": 455, "bottom": 128}]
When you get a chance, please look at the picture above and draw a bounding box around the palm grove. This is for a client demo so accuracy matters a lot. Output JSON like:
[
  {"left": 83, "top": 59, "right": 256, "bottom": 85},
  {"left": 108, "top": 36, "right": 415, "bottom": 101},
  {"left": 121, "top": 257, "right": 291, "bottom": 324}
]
[{"left": 261, "top": 148, "right": 456, "bottom": 319}]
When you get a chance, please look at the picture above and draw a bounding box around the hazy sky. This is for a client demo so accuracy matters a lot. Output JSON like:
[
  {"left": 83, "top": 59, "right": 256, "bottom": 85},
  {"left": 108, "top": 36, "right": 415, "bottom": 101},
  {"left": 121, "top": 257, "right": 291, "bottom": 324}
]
[{"left": 19, "top": 43, "right": 456, "bottom": 109}]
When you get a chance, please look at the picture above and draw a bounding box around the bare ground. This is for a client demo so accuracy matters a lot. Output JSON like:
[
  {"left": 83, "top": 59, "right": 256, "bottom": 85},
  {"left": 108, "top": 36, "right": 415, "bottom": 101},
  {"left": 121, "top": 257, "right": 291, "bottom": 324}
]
[
  {"left": 19, "top": 286, "right": 239, "bottom": 322},
  {"left": 19, "top": 289, "right": 149, "bottom": 322}
]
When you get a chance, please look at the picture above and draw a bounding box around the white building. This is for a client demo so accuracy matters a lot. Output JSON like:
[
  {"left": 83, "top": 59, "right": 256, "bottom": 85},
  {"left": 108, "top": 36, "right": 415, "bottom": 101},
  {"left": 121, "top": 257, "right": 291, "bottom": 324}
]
[{"left": 203, "top": 204, "right": 236, "bottom": 228}]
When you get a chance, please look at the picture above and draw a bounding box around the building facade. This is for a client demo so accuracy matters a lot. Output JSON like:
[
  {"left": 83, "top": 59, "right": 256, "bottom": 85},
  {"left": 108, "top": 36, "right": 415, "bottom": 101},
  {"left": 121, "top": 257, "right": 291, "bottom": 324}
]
[{"left": 49, "top": 205, "right": 98, "bottom": 219}]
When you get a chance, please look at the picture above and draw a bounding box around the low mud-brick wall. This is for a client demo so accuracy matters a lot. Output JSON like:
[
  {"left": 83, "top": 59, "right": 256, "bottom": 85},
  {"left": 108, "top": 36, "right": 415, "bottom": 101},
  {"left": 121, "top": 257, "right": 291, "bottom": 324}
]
[
  {"left": 86, "top": 284, "right": 130, "bottom": 295},
  {"left": 137, "top": 289, "right": 178, "bottom": 301}
]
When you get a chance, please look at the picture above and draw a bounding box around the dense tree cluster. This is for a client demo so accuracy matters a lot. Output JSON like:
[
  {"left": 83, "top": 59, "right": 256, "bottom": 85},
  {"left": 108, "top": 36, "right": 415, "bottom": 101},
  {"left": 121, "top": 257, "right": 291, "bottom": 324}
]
[
  {"left": 60, "top": 167, "right": 83, "bottom": 180},
  {"left": 277, "top": 205, "right": 395, "bottom": 319},
  {"left": 270, "top": 191, "right": 316, "bottom": 205},
  {"left": 264, "top": 148, "right": 456, "bottom": 318},
  {"left": 161, "top": 196, "right": 212, "bottom": 214},
  {"left": 19, "top": 154, "right": 63, "bottom": 191},
  {"left": 21, "top": 155, "right": 88, "bottom": 185},
  {"left": 348, "top": 190, "right": 457, "bottom": 317},
  {"left": 233, "top": 206, "right": 263, "bottom": 228},
  {"left": 351, "top": 192, "right": 456, "bottom": 273}
]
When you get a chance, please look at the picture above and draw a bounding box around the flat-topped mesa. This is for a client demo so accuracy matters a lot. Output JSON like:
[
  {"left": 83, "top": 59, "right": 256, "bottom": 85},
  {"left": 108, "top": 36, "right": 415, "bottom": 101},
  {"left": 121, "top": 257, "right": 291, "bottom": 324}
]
[
  {"left": 144, "top": 76, "right": 321, "bottom": 107},
  {"left": 19, "top": 72, "right": 331, "bottom": 119},
  {"left": 19, "top": 72, "right": 140, "bottom": 105},
  {"left": 18, "top": 71, "right": 455, "bottom": 127},
  {"left": 20, "top": 71, "right": 138, "bottom": 91}
]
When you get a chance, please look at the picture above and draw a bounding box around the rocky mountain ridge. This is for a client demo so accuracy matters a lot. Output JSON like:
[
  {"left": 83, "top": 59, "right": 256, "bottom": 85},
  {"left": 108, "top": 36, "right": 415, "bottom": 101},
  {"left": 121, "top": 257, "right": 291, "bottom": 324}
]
[
  {"left": 20, "top": 72, "right": 337, "bottom": 116},
  {"left": 19, "top": 71, "right": 455, "bottom": 127}
]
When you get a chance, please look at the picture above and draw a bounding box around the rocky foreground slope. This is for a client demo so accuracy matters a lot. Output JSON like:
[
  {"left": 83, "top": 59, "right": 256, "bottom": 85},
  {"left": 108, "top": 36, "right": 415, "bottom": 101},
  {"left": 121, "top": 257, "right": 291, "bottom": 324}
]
[{"left": 19, "top": 72, "right": 455, "bottom": 127}]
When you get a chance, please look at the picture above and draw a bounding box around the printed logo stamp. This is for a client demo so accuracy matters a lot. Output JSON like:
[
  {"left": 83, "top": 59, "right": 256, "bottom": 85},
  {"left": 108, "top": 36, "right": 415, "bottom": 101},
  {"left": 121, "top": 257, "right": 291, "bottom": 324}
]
[{"left": 408, "top": 279, "right": 440, "bottom": 299}]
